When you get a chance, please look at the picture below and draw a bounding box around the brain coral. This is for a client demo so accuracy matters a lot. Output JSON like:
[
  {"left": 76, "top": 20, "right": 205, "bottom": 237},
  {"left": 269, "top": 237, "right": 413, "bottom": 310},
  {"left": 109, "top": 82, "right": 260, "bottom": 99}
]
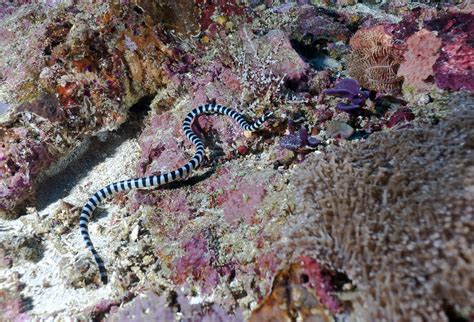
[{"left": 283, "top": 94, "right": 474, "bottom": 320}]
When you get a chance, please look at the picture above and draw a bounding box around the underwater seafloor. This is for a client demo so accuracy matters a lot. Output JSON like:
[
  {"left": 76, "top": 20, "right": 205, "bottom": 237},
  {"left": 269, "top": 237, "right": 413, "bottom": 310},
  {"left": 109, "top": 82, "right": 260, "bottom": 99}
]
[{"left": 0, "top": 1, "right": 473, "bottom": 321}]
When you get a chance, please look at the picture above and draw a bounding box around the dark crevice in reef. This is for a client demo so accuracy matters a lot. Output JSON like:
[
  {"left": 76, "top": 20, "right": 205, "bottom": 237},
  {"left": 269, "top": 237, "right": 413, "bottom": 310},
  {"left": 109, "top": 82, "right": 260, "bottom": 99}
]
[
  {"left": 291, "top": 37, "right": 328, "bottom": 61},
  {"left": 290, "top": 37, "right": 331, "bottom": 71},
  {"left": 443, "top": 303, "right": 470, "bottom": 322},
  {"left": 36, "top": 96, "right": 153, "bottom": 211}
]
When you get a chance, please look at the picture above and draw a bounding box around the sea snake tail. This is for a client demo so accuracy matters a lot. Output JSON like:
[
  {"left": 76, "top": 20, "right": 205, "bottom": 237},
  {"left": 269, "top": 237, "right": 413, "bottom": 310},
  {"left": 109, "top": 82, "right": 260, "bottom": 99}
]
[{"left": 79, "top": 103, "right": 273, "bottom": 284}]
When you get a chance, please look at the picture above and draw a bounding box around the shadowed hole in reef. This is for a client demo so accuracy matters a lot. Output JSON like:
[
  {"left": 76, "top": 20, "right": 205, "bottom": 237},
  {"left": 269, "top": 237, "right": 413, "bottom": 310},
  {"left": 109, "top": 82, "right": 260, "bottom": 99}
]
[
  {"left": 36, "top": 96, "right": 152, "bottom": 211},
  {"left": 443, "top": 302, "right": 469, "bottom": 322}
]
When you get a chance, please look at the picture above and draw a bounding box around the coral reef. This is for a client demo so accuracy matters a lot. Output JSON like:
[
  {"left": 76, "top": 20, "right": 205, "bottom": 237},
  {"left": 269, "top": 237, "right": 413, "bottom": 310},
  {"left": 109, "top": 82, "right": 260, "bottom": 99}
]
[
  {"left": 0, "top": 1, "right": 472, "bottom": 321},
  {"left": 78, "top": 104, "right": 273, "bottom": 284},
  {"left": 283, "top": 99, "right": 474, "bottom": 320},
  {"left": 348, "top": 9, "right": 474, "bottom": 94}
]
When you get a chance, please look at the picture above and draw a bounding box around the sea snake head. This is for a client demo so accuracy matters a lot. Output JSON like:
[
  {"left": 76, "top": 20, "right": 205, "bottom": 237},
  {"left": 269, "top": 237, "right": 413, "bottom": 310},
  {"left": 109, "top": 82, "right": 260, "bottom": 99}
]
[{"left": 264, "top": 111, "right": 274, "bottom": 119}]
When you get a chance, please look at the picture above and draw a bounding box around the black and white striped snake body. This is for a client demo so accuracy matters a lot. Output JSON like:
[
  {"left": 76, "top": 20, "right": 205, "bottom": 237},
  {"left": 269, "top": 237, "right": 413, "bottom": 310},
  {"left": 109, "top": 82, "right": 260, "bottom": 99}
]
[{"left": 79, "top": 103, "right": 272, "bottom": 284}]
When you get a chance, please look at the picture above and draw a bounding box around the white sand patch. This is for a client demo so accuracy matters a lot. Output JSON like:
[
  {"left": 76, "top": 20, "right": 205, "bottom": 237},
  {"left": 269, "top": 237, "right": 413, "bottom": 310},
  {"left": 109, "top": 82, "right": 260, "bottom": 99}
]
[{"left": 0, "top": 135, "right": 142, "bottom": 317}]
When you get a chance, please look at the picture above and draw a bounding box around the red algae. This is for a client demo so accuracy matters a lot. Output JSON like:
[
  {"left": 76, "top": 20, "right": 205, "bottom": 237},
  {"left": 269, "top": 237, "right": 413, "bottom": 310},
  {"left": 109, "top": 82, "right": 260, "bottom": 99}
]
[
  {"left": 426, "top": 12, "right": 474, "bottom": 90},
  {"left": 173, "top": 235, "right": 220, "bottom": 292},
  {"left": 397, "top": 29, "right": 442, "bottom": 91},
  {"left": 300, "top": 256, "right": 342, "bottom": 314}
]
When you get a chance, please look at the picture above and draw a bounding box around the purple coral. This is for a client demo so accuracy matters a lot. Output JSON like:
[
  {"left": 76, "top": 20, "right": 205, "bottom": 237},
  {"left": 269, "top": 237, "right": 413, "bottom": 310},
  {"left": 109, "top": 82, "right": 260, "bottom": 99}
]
[
  {"left": 279, "top": 134, "right": 303, "bottom": 151},
  {"left": 323, "top": 78, "right": 369, "bottom": 112},
  {"left": 279, "top": 127, "right": 320, "bottom": 151}
]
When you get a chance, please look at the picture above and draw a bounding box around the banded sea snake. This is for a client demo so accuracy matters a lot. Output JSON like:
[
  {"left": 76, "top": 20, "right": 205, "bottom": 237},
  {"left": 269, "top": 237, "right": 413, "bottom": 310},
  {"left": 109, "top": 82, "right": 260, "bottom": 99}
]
[{"left": 79, "top": 103, "right": 273, "bottom": 284}]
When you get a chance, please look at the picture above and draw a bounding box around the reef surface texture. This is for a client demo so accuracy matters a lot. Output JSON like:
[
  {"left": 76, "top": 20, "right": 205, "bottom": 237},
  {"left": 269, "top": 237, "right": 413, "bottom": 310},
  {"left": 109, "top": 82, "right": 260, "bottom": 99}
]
[{"left": 0, "top": 1, "right": 472, "bottom": 321}]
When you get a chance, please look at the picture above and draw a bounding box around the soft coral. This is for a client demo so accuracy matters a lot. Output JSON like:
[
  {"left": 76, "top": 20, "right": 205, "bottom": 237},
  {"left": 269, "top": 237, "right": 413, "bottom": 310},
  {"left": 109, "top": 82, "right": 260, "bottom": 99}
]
[{"left": 323, "top": 78, "right": 369, "bottom": 112}]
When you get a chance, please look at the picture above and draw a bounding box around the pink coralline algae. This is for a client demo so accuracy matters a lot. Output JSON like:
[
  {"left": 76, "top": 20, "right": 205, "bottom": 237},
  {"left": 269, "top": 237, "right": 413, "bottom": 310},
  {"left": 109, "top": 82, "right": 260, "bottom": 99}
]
[
  {"left": 137, "top": 112, "right": 189, "bottom": 176},
  {"left": 0, "top": 293, "right": 28, "bottom": 322},
  {"left": 173, "top": 235, "right": 220, "bottom": 292},
  {"left": 254, "top": 252, "right": 281, "bottom": 280},
  {"left": 397, "top": 29, "right": 442, "bottom": 91},
  {"left": 206, "top": 167, "right": 268, "bottom": 227},
  {"left": 195, "top": 0, "right": 246, "bottom": 33},
  {"left": 133, "top": 189, "right": 192, "bottom": 227},
  {"left": 106, "top": 290, "right": 243, "bottom": 321},
  {"left": 426, "top": 12, "right": 474, "bottom": 91},
  {"left": 193, "top": 112, "right": 245, "bottom": 148},
  {"left": 219, "top": 180, "right": 266, "bottom": 227},
  {"left": 106, "top": 292, "right": 174, "bottom": 322},
  {"left": 0, "top": 275, "right": 29, "bottom": 322},
  {"left": 188, "top": 62, "right": 244, "bottom": 109},
  {"left": 258, "top": 29, "right": 309, "bottom": 82},
  {"left": 136, "top": 108, "right": 254, "bottom": 180},
  {"left": 0, "top": 120, "right": 55, "bottom": 214},
  {"left": 385, "top": 7, "right": 424, "bottom": 43},
  {"left": 141, "top": 159, "right": 279, "bottom": 295},
  {"left": 300, "top": 256, "right": 342, "bottom": 314}
]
